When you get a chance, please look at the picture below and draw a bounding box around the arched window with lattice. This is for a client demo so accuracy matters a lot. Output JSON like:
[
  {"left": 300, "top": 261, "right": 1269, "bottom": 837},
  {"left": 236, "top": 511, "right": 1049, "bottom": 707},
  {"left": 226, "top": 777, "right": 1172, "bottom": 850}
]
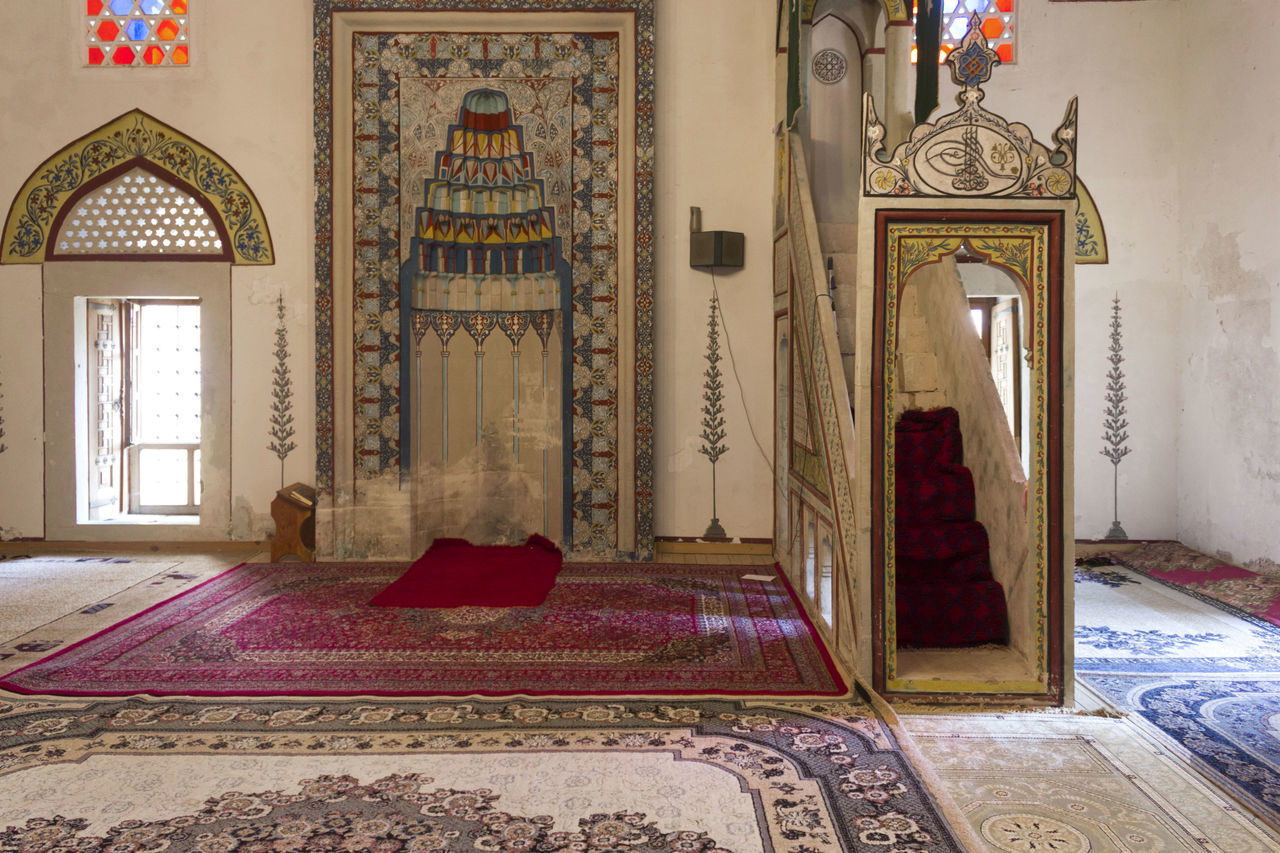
[{"left": 2, "top": 110, "right": 270, "bottom": 538}]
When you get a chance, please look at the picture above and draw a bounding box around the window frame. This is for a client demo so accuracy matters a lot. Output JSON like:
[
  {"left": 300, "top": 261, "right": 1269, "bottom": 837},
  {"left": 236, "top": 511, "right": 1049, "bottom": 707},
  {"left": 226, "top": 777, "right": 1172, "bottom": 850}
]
[
  {"left": 42, "top": 261, "right": 232, "bottom": 541},
  {"left": 122, "top": 297, "right": 203, "bottom": 516}
]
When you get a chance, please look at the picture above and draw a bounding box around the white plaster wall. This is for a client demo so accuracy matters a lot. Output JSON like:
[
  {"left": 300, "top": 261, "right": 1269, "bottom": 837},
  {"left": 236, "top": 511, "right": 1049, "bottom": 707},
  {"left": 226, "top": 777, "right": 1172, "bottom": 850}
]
[
  {"left": 0, "top": 1, "right": 780, "bottom": 545},
  {"left": 653, "top": 0, "right": 776, "bottom": 540},
  {"left": 958, "top": 1, "right": 1185, "bottom": 542},
  {"left": 803, "top": 15, "right": 864, "bottom": 223},
  {"left": 992, "top": 2, "right": 1280, "bottom": 564},
  {"left": 0, "top": 266, "right": 42, "bottom": 539},
  {"left": 1174, "top": 5, "right": 1280, "bottom": 566},
  {"left": 0, "top": 1, "right": 316, "bottom": 540}
]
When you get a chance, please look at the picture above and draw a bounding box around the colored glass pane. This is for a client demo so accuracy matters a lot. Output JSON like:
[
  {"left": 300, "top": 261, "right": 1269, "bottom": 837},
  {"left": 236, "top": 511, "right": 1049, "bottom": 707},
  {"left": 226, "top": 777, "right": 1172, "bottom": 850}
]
[
  {"left": 87, "top": 1, "right": 191, "bottom": 67},
  {"left": 913, "top": 0, "right": 1015, "bottom": 65}
]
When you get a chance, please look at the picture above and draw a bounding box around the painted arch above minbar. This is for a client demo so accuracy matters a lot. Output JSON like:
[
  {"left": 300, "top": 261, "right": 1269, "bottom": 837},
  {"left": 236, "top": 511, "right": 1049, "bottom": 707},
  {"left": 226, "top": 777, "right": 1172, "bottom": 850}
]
[{"left": 802, "top": 0, "right": 910, "bottom": 24}]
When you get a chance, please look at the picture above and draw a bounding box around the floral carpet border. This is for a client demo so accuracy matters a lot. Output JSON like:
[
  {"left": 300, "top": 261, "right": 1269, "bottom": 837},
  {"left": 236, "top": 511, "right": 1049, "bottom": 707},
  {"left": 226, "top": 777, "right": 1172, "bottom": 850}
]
[
  {"left": 1091, "top": 544, "right": 1280, "bottom": 629},
  {"left": 1080, "top": 674, "right": 1280, "bottom": 827},
  {"left": 0, "top": 696, "right": 965, "bottom": 852},
  {"left": 1075, "top": 551, "right": 1280, "bottom": 828},
  {"left": 0, "top": 562, "right": 847, "bottom": 698}
]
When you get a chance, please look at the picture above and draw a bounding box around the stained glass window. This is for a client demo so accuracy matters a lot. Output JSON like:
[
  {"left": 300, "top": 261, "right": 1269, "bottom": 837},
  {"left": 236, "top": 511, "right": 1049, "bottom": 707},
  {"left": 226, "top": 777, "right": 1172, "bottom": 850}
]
[
  {"left": 912, "top": 0, "right": 1015, "bottom": 65},
  {"left": 86, "top": 0, "right": 189, "bottom": 67}
]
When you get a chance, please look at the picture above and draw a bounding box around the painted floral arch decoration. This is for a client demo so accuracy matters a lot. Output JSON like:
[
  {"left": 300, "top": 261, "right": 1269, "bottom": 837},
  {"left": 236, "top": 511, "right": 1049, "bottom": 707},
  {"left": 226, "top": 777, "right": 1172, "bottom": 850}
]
[
  {"left": 803, "top": 0, "right": 910, "bottom": 24},
  {"left": 1, "top": 109, "right": 273, "bottom": 265}
]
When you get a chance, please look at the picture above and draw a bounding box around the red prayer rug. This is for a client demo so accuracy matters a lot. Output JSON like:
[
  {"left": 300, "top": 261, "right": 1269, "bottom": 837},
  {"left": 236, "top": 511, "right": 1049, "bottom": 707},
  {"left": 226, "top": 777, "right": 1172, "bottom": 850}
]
[
  {"left": 370, "top": 534, "right": 562, "bottom": 608},
  {"left": 0, "top": 562, "right": 846, "bottom": 698},
  {"left": 1103, "top": 541, "right": 1280, "bottom": 629}
]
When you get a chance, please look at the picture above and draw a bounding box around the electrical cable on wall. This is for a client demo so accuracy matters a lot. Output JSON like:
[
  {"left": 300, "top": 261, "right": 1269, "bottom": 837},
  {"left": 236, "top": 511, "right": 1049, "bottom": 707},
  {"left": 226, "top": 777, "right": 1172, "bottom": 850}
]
[
  {"left": 701, "top": 268, "right": 839, "bottom": 558},
  {"left": 710, "top": 270, "right": 774, "bottom": 478}
]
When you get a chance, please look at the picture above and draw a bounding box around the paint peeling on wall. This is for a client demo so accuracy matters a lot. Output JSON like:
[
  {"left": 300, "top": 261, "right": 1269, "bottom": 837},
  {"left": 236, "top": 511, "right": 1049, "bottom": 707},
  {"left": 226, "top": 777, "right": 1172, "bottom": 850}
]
[{"left": 1180, "top": 224, "right": 1280, "bottom": 566}]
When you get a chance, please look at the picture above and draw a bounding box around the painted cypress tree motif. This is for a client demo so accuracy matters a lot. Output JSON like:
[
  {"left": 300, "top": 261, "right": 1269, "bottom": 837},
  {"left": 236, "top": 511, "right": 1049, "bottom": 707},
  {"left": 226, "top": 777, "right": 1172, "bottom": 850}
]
[
  {"left": 267, "top": 294, "right": 297, "bottom": 488},
  {"left": 1101, "top": 294, "right": 1131, "bottom": 539},
  {"left": 699, "top": 293, "right": 728, "bottom": 539},
  {"left": 0, "top": 362, "right": 6, "bottom": 455}
]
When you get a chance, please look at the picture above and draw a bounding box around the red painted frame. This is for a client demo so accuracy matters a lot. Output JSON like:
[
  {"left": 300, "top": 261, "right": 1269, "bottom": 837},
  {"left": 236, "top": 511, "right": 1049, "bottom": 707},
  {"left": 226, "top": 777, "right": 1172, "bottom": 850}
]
[{"left": 869, "top": 208, "right": 1065, "bottom": 703}]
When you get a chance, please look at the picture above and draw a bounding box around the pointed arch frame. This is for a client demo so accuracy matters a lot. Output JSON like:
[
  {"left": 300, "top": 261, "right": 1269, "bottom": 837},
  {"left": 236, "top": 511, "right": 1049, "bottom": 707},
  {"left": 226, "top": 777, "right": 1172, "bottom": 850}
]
[
  {"left": 870, "top": 209, "right": 1067, "bottom": 702},
  {"left": 43, "top": 158, "right": 234, "bottom": 263},
  {"left": 803, "top": 0, "right": 908, "bottom": 24},
  {"left": 2, "top": 109, "right": 273, "bottom": 265}
]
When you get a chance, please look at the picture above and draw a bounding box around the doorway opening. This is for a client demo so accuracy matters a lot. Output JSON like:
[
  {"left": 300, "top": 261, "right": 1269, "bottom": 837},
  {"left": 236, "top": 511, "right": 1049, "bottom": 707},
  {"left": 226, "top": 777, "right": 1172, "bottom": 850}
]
[{"left": 82, "top": 297, "right": 203, "bottom": 522}]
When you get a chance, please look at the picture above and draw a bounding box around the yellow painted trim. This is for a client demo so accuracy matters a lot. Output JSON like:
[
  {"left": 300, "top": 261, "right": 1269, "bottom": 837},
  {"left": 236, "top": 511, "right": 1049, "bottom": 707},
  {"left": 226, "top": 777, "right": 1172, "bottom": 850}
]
[
  {"left": 1074, "top": 178, "right": 1108, "bottom": 264},
  {"left": 888, "top": 678, "right": 1048, "bottom": 695},
  {"left": 802, "top": 0, "right": 908, "bottom": 24},
  {"left": 882, "top": 222, "right": 1053, "bottom": 689},
  {"left": 882, "top": 0, "right": 909, "bottom": 23}
]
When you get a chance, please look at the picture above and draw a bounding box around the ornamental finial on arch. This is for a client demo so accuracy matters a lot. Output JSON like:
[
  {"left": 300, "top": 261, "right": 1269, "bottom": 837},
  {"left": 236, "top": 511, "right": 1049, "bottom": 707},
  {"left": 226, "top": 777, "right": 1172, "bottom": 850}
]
[
  {"left": 947, "top": 12, "right": 1000, "bottom": 104},
  {"left": 863, "top": 14, "right": 1077, "bottom": 199}
]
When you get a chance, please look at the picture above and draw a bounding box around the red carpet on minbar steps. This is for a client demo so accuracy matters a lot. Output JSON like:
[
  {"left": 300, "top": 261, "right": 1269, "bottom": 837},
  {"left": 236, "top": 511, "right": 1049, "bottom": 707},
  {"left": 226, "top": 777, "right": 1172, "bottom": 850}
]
[
  {"left": 370, "top": 534, "right": 562, "bottom": 608},
  {"left": 894, "top": 406, "right": 1008, "bottom": 648}
]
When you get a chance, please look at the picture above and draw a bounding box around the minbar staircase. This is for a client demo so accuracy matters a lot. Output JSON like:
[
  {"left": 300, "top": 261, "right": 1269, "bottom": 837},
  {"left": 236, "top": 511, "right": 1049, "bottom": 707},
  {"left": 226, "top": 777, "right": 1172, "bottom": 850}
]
[{"left": 894, "top": 407, "right": 1009, "bottom": 648}]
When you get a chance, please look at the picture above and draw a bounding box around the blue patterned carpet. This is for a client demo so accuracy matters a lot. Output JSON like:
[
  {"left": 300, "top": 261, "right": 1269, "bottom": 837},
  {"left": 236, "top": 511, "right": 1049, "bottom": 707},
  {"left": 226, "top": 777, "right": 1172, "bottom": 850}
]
[{"left": 1075, "top": 556, "right": 1280, "bottom": 827}]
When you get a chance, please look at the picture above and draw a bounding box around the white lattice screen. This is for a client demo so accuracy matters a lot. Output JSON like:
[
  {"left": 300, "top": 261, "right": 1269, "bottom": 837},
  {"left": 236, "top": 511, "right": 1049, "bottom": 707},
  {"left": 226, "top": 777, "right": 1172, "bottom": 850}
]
[{"left": 53, "top": 169, "right": 222, "bottom": 256}]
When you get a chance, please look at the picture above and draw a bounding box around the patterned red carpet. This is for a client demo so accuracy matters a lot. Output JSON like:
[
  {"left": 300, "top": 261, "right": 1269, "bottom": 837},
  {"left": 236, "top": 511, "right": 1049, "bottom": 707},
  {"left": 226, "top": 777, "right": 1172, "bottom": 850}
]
[
  {"left": 1101, "top": 541, "right": 1280, "bottom": 628},
  {"left": 0, "top": 562, "right": 846, "bottom": 698}
]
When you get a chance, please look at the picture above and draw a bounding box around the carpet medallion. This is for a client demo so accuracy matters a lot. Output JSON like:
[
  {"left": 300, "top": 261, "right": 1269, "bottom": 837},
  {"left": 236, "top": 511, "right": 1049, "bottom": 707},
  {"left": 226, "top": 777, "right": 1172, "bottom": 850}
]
[
  {"left": 1075, "top": 549, "right": 1280, "bottom": 828},
  {"left": 0, "top": 562, "right": 845, "bottom": 698},
  {"left": 0, "top": 697, "right": 965, "bottom": 852}
]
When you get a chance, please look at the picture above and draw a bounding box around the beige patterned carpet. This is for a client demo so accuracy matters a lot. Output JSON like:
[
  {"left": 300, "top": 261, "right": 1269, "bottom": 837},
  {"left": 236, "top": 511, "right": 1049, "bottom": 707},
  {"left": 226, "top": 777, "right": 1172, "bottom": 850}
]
[{"left": 899, "top": 710, "right": 1280, "bottom": 850}]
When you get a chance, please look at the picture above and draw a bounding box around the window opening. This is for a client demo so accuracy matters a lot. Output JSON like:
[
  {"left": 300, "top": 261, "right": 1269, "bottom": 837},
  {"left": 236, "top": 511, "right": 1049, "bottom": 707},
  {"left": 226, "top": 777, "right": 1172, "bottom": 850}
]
[
  {"left": 968, "top": 295, "right": 1023, "bottom": 457},
  {"left": 790, "top": 496, "right": 803, "bottom": 587},
  {"left": 968, "top": 296, "right": 995, "bottom": 359},
  {"left": 86, "top": 0, "right": 189, "bottom": 67},
  {"left": 912, "top": 0, "right": 1014, "bottom": 65},
  {"left": 54, "top": 168, "right": 222, "bottom": 257},
  {"left": 805, "top": 517, "right": 817, "bottom": 600},
  {"left": 125, "top": 299, "right": 201, "bottom": 515},
  {"left": 819, "top": 535, "right": 834, "bottom": 627}
]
